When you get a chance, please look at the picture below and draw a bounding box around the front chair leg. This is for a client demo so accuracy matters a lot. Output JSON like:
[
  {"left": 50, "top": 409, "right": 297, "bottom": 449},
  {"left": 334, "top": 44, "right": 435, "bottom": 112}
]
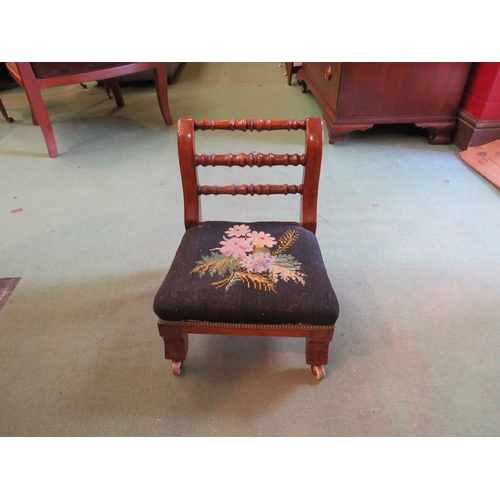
[
  {"left": 152, "top": 64, "right": 173, "bottom": 126},
  {"left": 158, "top": 321, "right": 189, "bottom": 375},
  {"left": 305, "top": 326, "right": 335, "bottom": 379},
  {"left": 16, "top": 63, "right": 58, "bottom": 157},
  {"left": 25, "top": 93, "right": 57, "bottom": 157}
]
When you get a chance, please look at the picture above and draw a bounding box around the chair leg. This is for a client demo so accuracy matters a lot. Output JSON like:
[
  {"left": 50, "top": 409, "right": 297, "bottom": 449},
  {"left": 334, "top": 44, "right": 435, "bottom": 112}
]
[
  {"left": 158, "top": 321, "right": 189, "bottom": 375},
  {"left": 16, "top": 63, "right": 58, "bottom": 157},
  {"left": 152, "top": 64, "right": 173, "bottom": 126},
  {"left": 105, "top": 78, "right": 125, "bottom": 107},
  {"left": 24, "top": 91, "right": 58, "bottom": 157},
  {"left": 0, "top": 98, "right": 14, "bottom": 123},
  {"left": 285, "top": 62, "right": 294, "bottom": 86},
  {"left": 305, "top": 326, "right": 335, "bottom": 379},
  {"left": 102, "top": 80, "right": 113, "bottom": 99}
]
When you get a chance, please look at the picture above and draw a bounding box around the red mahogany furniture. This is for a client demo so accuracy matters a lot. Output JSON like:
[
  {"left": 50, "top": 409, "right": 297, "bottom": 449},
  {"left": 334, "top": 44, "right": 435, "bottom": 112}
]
[
  {"left": 293, "top": 62, "right": 472, "bottom": 145},
  {"left": 6, "top": 62, "right": 173, "bottom": 157},
  {"left": 153, "top": 118, "right": 339, "bottom": 380}
]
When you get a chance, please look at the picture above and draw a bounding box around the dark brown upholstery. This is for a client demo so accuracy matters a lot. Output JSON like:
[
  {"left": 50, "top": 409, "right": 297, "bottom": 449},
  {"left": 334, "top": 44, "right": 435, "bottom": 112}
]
[
  {"left": 154, "top": 221, "right": 339, "bottom": 325},
  {"left": 30, "top": 63, "right": 132, "bottom": 79}
]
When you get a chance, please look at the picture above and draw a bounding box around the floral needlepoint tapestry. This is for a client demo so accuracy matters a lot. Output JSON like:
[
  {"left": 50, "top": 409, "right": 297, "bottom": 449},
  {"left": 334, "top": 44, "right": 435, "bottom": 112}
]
[
  {"left": 192, "top": 224, "right": 306, "bottom": 292},
  {"left": 154, "top": 221, "right": 339, "bottom": 324}
]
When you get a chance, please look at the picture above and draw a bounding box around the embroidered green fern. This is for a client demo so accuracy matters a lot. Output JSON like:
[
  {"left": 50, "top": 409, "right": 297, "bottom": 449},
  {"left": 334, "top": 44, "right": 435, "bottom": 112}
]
[
  {"left": 212, "top": 271, "right": 277, "bottom": 292},
  {"left": 270, "top": 254, "right": 306, "bottom": 285},
  {"left": 192, "top": 253, "right": 240, "bottom": 278}
]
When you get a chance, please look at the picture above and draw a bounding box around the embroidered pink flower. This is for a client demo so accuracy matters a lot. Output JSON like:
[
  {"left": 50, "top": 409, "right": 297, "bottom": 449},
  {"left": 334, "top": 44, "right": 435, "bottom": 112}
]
[
  {"left": 193, "top": 225, "right": 305, "bottom": 293},
  {"left": 241, "top": 253, "right": 276, "bottom": 273},
  {"left": 248, "top": 231, "right": 277, "bottom": 249},
  {"left": 218, "top": 237, "right": 253, "bottom": 259},
  {"left": 225, "top": 224, "right": 250, "bottom": 238}
]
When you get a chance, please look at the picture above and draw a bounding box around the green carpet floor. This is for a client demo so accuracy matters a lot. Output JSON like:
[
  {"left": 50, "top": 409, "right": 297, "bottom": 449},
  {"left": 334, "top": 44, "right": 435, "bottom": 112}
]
[{"left": 1, "top": 63, "right": 500, "bottom": 439}]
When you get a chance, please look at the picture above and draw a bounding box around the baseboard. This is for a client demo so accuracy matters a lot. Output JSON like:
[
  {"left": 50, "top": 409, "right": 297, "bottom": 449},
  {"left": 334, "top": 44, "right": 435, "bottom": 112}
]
[{"left": 453, "top": 109, "right": 500, "bottom": 150}]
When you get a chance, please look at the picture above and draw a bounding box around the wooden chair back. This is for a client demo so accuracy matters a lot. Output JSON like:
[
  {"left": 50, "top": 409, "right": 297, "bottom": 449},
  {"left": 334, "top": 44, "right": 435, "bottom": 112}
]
[{"left": 177, "top": 118, "right": 324, "bottom": 233}]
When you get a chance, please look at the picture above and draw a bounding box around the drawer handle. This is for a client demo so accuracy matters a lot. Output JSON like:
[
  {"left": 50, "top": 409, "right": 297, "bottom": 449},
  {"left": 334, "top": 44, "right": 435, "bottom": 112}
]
[{"left": 324, "top": 66, "right": 332, "bottom": 81}]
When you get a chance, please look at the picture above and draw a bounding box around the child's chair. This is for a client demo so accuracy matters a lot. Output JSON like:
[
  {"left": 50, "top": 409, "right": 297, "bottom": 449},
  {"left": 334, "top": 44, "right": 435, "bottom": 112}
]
[{"left": 153, "top": 118, "right": 339, "bottom": 380}]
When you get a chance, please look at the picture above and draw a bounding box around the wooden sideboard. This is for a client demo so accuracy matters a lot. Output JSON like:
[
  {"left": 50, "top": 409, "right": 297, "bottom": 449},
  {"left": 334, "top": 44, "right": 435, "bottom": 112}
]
[{"left": 293, "top": 62, "right": 472, "bottom": 144}]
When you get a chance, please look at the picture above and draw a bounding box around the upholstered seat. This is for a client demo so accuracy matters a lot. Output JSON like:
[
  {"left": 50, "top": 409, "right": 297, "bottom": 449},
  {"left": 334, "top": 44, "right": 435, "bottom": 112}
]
[
  {"left": 154, "top": 221, "right": 339, "bottom": 325},
  {"left": 153, "top": 117, "right": 339, "bottom": 380}
]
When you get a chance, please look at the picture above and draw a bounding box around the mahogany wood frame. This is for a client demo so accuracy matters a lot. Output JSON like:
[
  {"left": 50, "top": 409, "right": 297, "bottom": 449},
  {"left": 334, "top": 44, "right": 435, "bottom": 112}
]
[
  {"left": 6, "top": 62, "right": 173, "bottom": 157},
  {"left": 157, "top": 117, "right": 336, "bottom": 379},
  {"left": 177, "top": 118, "right": 323, "bottom": 233}
]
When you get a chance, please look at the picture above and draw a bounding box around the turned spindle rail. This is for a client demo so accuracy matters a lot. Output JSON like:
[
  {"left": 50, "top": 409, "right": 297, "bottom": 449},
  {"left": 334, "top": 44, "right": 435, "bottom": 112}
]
[
  {"left": 197, "top": 183, "right": 303, "bottom": 196},
  {"left": 178, "top": 117, "right": 323, "bottom": 233},
  {"left": 194, "top": 118, "right": 307, "bottom": 132},
  {"left": 195, "top": 153, "right": 305, "bottom": 167},
  {"left": 191, "top": 120, "right": 309, "bottom": 198}
]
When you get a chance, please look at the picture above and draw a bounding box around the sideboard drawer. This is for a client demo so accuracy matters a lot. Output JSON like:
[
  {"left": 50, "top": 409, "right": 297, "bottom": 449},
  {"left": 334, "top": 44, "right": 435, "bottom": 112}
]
[{"left": 302, "top": 62, "right": 342, "bottom": 112}]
